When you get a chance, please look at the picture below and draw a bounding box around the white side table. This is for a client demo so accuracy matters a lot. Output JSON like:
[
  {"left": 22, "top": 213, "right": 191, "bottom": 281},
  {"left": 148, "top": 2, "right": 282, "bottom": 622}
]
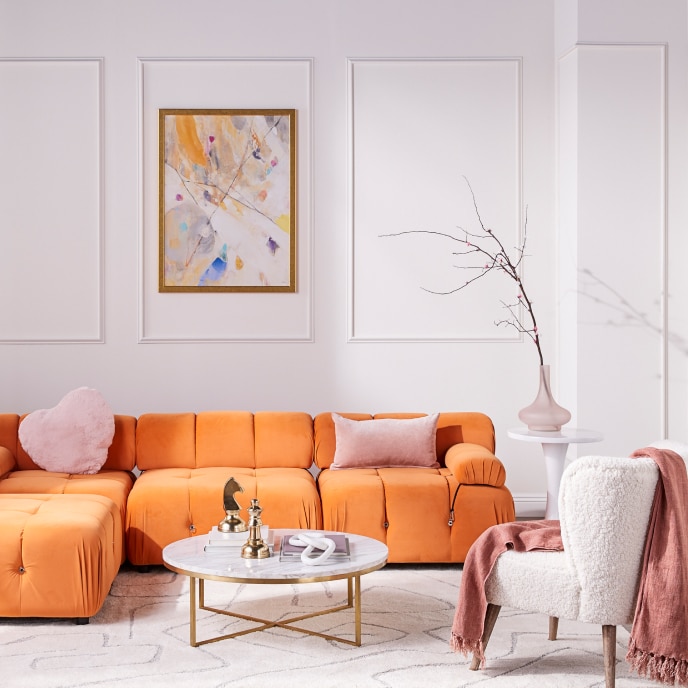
[{"left": 508, "top": 427, "right": 603, "bottom": 519}]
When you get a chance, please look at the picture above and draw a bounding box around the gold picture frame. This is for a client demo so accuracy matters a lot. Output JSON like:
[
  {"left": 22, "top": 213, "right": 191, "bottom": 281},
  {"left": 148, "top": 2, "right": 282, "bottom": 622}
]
[{"left": 159, "top": 109, "right": 296, "bottom": 292}]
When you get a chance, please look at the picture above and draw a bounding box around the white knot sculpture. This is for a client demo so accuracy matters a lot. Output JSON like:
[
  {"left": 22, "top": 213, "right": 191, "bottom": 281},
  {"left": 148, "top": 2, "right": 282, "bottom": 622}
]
[{"left": 288, "top": 532, "right": 336, "bottom": 565}]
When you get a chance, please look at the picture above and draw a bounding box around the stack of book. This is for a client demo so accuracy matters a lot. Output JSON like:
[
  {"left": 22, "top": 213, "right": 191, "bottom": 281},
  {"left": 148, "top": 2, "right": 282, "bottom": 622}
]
[
  {"left": 204, "top": 525, "right": 270, "bottom": 552},
  {"left": 278, "top": 532, "right": 350, "bottom": 562}
]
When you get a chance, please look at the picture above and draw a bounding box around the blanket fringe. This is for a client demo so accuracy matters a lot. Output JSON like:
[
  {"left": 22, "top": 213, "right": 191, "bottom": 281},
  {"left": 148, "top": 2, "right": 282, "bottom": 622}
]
[
  {"left": 450, "top": 632, "right": 484, "bottom": 668},
  {"left": 627, "top": 639, "right": 688, "bottom": 686}
]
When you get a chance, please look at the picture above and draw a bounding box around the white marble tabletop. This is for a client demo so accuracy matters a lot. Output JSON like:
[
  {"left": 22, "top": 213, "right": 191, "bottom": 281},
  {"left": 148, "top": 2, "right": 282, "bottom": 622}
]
[{"left": 163, "top": 529, "right": 389, "bottom": 584}]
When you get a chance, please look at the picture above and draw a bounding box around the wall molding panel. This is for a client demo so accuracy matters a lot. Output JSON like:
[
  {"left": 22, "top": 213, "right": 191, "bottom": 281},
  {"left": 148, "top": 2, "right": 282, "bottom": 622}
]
[
  {"left": 0, "top": 58, "right": 104, "bottom": 343},
  {"left": 348, "top": 57, "right": 523, "bottom": 342},
  {"left": 138, "top": 58, "right": 314, "bottom": 343},
  {"left": 558, "top": 43, "right": 667, "bottom": 450}
]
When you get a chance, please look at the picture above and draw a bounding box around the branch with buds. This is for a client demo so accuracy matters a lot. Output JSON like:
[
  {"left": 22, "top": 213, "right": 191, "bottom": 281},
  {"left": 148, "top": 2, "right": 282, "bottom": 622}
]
[{"left": 380, "top": 176, "right": 543, "bottom": 365}]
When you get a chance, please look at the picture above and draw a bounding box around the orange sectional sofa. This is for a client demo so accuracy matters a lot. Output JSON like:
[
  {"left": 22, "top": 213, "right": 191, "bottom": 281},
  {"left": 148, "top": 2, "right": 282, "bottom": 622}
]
[{"left": 0, "top": 408, "right": 515, "bottom": 620}]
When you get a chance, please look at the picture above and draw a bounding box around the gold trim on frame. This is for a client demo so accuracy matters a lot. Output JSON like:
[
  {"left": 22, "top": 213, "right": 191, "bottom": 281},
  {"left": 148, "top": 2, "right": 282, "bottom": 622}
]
[{"left": 158, "top": 108, "right": 297, "bottom": 293}]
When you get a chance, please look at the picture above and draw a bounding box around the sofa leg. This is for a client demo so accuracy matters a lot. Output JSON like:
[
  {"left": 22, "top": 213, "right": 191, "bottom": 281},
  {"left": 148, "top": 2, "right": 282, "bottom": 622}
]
[
  {"left": 75, "top": 617, "right": 89, "bottom": 625},
  {"left": 470, "top": 603, "right": 501, "bottom": 670}
]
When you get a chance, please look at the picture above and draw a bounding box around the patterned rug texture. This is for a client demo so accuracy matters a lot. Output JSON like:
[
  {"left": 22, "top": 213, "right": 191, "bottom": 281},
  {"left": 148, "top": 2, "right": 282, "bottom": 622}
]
[{"left": 0, "top": 563, "right": 659, "bottom": 688}]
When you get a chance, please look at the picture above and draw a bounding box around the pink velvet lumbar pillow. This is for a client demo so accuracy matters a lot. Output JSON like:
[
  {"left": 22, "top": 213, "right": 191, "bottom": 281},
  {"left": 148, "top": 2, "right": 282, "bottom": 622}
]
[
  {"left": 18, "top": 387, "right": 115, "bottom": 475},
  {"left": 331, "top": 412, "right": 440, "bottom": 470}
]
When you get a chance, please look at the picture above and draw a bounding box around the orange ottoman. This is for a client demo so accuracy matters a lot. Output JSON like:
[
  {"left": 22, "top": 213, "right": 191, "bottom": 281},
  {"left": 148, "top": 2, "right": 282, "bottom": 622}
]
[{"left": 0, "top": 494, "right": 121, "bottom": 622}]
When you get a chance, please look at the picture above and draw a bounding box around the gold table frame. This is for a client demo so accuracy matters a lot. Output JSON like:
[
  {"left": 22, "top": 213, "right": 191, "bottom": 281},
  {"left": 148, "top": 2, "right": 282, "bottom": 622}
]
[{"left": 188, "top": 570, "right": 371, "bottom": 647}]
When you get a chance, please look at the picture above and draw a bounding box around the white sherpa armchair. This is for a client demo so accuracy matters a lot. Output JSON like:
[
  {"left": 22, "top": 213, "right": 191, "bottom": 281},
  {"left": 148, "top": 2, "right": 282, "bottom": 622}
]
[{"left": 471, "top": 455, "right": 659, "bottom": 687}]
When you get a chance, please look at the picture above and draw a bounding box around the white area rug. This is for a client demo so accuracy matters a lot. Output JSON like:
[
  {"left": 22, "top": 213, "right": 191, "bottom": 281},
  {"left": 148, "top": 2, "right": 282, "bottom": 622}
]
[{"left": 0, "top": 564, "right": 658, "bottom": 688}]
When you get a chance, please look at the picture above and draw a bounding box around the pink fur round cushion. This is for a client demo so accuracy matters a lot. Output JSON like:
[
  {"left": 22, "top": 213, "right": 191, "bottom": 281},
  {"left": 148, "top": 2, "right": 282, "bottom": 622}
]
[{"left": 18, "top": 387, "right": 115, "bottom": 474}]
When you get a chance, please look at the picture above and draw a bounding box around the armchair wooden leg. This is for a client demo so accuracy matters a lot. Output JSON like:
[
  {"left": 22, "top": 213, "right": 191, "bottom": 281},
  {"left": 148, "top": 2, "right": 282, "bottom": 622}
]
[
  {"left": 469, "top": 603, "right": 501, "bottom": 670},
  {"left": 548, "top": 616, "right": 559, "bottom": 640},
  {"left": 602, "top": 625, "right": 616, "bottom": 688}
]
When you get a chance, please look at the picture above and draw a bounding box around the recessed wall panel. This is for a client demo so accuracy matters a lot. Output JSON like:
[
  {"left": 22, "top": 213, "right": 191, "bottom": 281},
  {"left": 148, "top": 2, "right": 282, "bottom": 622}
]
[
  {"left": 349, "top": 58, "right": 522, "bottom": 341},
  {"left": 0, "top": 59, "right": 102, "bottom": 342},
  {"left": 139, "top": 59, "right": 313, "bottom": 342},
  {"left": 559, "top": 44, "right": 666, "bottom": 450}
]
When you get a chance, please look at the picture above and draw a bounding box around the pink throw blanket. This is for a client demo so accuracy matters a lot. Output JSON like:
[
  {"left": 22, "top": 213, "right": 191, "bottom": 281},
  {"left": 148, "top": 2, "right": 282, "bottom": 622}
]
[
  {"left": 626, "top": 447, "right": 688, "bottom": 685},
  {"left": 450, "top": 519, "right": 563, "bottom": 665},
  {"left": 450, "top": 447, "right": 688, "bottom": 685}
]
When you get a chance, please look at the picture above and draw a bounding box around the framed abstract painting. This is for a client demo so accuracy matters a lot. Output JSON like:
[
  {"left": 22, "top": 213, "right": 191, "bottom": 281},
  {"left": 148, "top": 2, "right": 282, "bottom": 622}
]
[{"left": 159, "top": 109, "right": 296, "bottom": 292}]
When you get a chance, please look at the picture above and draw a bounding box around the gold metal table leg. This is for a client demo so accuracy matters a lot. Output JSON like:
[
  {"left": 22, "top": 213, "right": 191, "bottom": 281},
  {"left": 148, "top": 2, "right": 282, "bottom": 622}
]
[
  {"left": 187, "top": 573, "right": 365, "bottom": 647},
  {"left": 189, "top": 576, "right": 197, "bottom": 647},
  {"left": 354, "top": 574, "right": 361, "bottom": 646}
]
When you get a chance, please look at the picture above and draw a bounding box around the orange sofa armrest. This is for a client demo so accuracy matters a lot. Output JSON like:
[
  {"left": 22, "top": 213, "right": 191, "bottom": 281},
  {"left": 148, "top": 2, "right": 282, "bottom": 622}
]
[
  {"left": 0, "top": 446, "right": 17, "bottom": 479},
  {"left": 445, "top": 443, "right": 506, "bottom": 487}
]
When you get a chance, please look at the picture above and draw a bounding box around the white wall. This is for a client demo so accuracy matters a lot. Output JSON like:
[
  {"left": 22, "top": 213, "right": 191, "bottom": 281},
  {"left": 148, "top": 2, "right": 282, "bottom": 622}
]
[
  {"left": 1, "top": 0, "right": 686, "bottom": 516},
  {"left": 557, "top": 0, "right": 688, "bottom": 462}
]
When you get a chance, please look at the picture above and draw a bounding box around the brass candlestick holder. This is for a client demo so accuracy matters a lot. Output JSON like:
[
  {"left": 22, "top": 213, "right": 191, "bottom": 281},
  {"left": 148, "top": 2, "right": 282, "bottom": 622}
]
[
  {"left": 241, "top": 498, "right": 270, "bottom": 559},
  {"left": 218, "top": 477, "right": 247, "bottom": 533}
]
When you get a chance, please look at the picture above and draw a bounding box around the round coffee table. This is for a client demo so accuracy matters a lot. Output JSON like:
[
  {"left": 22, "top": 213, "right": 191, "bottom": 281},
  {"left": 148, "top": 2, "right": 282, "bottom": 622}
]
[{"left": 162, "top": 529, "right": 388, "bottom": 647}]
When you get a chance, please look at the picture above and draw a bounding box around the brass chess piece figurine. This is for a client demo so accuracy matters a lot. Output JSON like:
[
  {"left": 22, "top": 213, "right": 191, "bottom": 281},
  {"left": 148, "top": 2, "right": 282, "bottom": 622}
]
[
  {"left": 241, "top": 498, "right": 270, "bottom": 559},
  {"left": 218, "top": 477, "right": 247, "bottom": 533}
]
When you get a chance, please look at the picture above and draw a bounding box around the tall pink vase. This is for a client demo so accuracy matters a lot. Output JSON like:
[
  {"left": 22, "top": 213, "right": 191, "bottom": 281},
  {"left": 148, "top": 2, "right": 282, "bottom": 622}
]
[{"left": 518, "top": 364, "right": 571, "bottom": 432}]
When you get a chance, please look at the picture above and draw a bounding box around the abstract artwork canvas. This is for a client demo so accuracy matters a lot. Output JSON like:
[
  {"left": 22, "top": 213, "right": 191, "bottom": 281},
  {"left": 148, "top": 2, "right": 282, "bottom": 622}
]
[{"left": 159, "top": 109, "right": 296, "bottom": 292}]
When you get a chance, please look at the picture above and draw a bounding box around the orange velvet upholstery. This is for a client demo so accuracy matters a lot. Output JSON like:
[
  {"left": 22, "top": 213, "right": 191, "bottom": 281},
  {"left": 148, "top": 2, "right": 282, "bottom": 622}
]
[
  {"left": 0, "top": 471, "right": 133, "bottom": 564},
  {"left": 255, "top": 412, "right": 314, "bottom": 469},
  {"left": 445, "top": 443, "right": 507, "bottom": 486},
  {"left": 314, "top": 412, "right": 514, "bottom": 563},
  {"left": 0, "top": 414, "right": 19, "bottom": 457},
  {"left": 195, "top": 411, "right": 255, "bottom": 468},
  {"left": 103, "top": 415, "right": 137, "bottom": 471},
  {"left": 125, "top": 411, "right": 322, "bottom": 565},
  {"left": 0, "top": 414, "right": 137, "bottom": 565},
  {"left": 0, "top": 412, "right": 144, "bottom": 620},
  {"left": 135, "top": 413, "right": 196, "bottom": 470},
  {"left": 0, "top": 494, "right": 121, "bottom": 619},
  {"left": 0, "top": 445, "right": 15, "bottom": 479}
]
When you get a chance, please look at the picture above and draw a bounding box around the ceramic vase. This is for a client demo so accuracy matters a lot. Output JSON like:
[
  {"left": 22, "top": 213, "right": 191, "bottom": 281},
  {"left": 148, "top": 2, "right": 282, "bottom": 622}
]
[{"left": 518, "top": 364, "right": 571, "bottom": 432}]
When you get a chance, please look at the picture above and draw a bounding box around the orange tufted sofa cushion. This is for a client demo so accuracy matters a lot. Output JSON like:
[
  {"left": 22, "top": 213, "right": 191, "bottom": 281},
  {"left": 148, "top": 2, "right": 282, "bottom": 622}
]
[{"left": 0, "top": 494, "right": 121, "bottom": 620}]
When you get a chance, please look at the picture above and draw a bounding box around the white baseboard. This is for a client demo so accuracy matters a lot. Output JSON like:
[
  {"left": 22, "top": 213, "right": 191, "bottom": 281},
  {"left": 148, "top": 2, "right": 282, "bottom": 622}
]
[{"left": 513, "top": 493, "right": 546, "bottom": 519}]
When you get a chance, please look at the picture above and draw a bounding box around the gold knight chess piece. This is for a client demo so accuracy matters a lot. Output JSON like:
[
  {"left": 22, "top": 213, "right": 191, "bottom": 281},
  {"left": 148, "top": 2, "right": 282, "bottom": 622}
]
[
  {"left": 241, "top": 498, "right": 270, "bottom": 559},
  {"left": 218, "top": 477, "right": 247, "bottom": 533}
]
